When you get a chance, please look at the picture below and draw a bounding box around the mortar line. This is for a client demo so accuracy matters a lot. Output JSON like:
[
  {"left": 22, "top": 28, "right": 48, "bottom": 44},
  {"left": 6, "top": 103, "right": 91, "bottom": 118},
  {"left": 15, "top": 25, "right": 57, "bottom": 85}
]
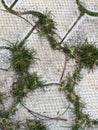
[{"left": 60, "top": 14, "right": 83, "bottom": 44}]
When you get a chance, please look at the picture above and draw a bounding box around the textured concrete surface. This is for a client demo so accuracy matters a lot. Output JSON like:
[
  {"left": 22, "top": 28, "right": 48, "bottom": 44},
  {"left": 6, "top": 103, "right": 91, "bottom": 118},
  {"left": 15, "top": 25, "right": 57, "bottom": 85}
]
[{"left": 0, "top": 0, "right": 98, "bottom": 130}]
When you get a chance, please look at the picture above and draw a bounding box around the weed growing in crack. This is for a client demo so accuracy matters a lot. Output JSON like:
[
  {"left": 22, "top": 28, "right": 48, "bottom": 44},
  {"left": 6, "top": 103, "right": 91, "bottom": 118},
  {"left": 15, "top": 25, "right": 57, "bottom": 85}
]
[
  {"left": 76, "top": 0, "right": 98, "bottom": 17},
  {"left": 1, "top": 0, "right": 98, "bottom": 130},
  {"left": 25, "top": 119, "right": 47, "bottom": 130},
  {"left": 75, "top": 41, "right": 98, "bottom": 69},
  {"left": 0, "top": 93, "right": 3, "bottom": 105},
  {"left": 0, "top": 97, "right": 20, "bottom": 130},
  {"left": 12, "top": 72, "right": 44, "bottom": 102},
  {"left": 38, "top": 12, "right": 61, "bottom": 49},
  {"left": 63, "top": 40, "right": 98, "bottom": 70},
  {"left": 0, "top": 115, "right": 20, "bottom": 130},
  {"left": 7, "top": 41, "right": 44, "bottom": 103},
  {"left": 8, "top": 41, "right": 36, "bottom": 74},
  {"left": 1, "top": 40, "right": 44, "bottom": 103},
  {"left": 0, "top": 120, "right": 20, "bottom": 130},
  {"left": 60, "top": 65, "right": 98, "bottom": 130}
]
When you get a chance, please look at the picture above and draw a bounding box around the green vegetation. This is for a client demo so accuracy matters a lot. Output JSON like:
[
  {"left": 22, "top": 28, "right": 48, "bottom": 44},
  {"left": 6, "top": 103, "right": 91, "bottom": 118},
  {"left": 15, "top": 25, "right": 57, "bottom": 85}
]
[
  {"left": 38, "top": 13, "right": 60, "bottom": 49},
  {"left": 76, "top": 0, "right": 98, "bottom": 16},
  {"left": 25, "top": 120, "right": 47, "bottom": 130},
  {"left": 7, "top": 41, "right": 44, "bottom": 103},
  {"left": 60, "top": 66, "right": 98, "bottom": 130},
  {"left": 0, "top": 95, "right": 20, "bottom": 130},
  {"left": 75, "top": 42, "right": 98, "bottom": 69},
  {"left": 63, "top": 40, "right": 98, "bottom": 69},
  {"left": 0, "top": 93, "right": 3, "bottom": 104},
  {"left": 12, "top": 72, "right": 44, "bottom": 102},
  {"left": 1, "top": 0, "right": 98, "bottom": 130},
  {"left": 8, "top": 41, "right": 36, "bottom": 74}
]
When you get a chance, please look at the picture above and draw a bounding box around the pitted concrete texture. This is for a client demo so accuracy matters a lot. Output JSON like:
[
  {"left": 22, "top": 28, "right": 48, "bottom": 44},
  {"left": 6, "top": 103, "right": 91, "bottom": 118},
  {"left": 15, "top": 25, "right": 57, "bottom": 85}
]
[{"left": 0, "top": 0, "right": 98, "bottom": 130}]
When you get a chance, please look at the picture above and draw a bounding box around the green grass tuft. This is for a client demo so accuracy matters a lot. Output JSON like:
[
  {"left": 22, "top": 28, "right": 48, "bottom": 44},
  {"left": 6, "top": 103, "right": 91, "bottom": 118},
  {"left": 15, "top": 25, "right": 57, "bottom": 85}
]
[
  {"left": 38, "top": 13, "right": 56, "bottom": 35},
  {"left": 0, "top": 93, "right": 3, "bottom": 104},
  {"left": 75, "top": 42, "right": 98, "bottom": 69},
  {"left": 0, "top": 117, "right": 20, "bottom": 130},
  {"left": 26, "top": 119, "right": 47, "bottom": 130},
  {"left": 12, "top": 72, "right": 44, "bottom": 102},
  {"left": 38, "top": 12, "right": 61, "bottom": 49},
  {"left": 63, "top": 41, "right": 98, "bottom": 70},
  {"left": 8, "top": 41, "right": 36, "bottom": 74},
  {"left": 0, "top": 109, "right": 20, "bottom": 130}
]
